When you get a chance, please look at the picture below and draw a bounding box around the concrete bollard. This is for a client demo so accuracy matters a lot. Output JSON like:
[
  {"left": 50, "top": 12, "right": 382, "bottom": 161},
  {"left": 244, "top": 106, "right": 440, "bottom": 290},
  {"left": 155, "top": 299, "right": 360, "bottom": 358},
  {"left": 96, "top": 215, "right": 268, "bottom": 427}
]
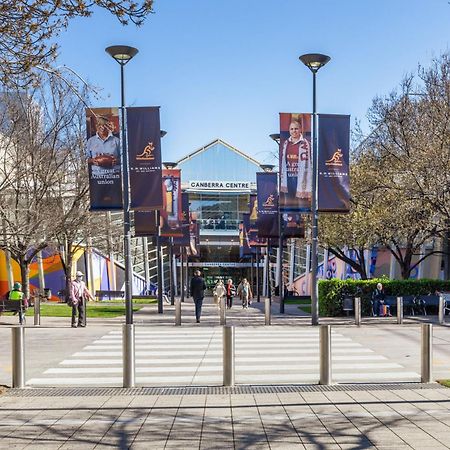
[
  {"left": 438, "top": 296, "right": 445, "bottom": 325},
  {"left": 175, "top": 297, "right": 181, "bottom": 326},
  {"left": 220, "top": 297, "right": 226, "bottom": 326},
  {"left": 122, "top": 324, "right": 135, "bottom": 388},
  {"left": 34, "top": 296, "right": 40, "bottom": 326},
  {"left": 421, "top": 324, "right": 433, "bottom": 383},
  {"left": 12, "top": 327, "right": 25, "bottom": 388},
  {"left": 265, "top": 298, "right": 271, "bottom": 326},
  {"left": 223, "top": 326, "right": 235, "bottom": 387},
  {"left": 319, "top": 325, "right": 332, "bottom": 385},
  {"left": 354, "top": 297, "right": 361, "bottom": 326},
  {"left": 397, "top": 297, "right": 403, "bottom": 324}
]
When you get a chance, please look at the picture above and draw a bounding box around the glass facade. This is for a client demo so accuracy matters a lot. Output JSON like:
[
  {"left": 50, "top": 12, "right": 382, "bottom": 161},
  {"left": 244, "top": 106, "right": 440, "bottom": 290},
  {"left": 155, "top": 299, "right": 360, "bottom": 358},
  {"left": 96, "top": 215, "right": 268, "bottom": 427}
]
[
  {"left": 189, "top": 192, "right": 249, "bottom": 231},
  {"left": 179, "top": 141, "right": 260, "bottom": 182}
]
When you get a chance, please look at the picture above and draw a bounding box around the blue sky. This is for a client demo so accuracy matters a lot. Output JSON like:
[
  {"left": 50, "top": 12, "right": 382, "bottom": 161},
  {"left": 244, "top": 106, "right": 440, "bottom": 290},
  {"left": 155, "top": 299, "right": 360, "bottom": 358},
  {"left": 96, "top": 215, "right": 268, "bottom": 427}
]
[{"left": 56, "top": 0, "right": 450, "bottom": 164}]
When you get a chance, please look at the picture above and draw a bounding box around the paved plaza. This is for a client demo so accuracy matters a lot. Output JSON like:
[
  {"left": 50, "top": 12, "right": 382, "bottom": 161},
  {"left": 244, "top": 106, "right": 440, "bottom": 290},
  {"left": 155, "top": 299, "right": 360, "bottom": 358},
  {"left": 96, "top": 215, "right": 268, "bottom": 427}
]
[{"left": 1, "top": 298, "right": 450, "bottom": 448}]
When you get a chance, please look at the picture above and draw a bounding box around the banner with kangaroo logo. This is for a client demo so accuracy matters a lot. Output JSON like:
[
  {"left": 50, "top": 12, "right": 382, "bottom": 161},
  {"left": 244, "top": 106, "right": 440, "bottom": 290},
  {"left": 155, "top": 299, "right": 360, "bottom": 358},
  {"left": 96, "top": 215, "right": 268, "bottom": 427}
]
[{"left": 126, "top": 107, "right": 163, "bottom": 210}]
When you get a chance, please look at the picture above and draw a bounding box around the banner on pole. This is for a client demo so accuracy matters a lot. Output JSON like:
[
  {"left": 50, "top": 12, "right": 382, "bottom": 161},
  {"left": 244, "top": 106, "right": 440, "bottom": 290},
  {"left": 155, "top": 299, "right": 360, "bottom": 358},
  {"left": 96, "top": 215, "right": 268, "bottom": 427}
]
[
  {"left": 279, "top": 113, "right": 312, "bottom": 212},
  {"left": 239, "top": 215, "right": 252, "bottom": 257},
  {"left": 86, "top": 108, "right": 122, "bottom": 210},
  {"left": 173, "top": 192, "right": 190, "bottom": 247},
  {"left": 126, "top": 107, "right": 163, "bottom": 210},
  {"left": 256, "top": 172, "right": 279, "bottom": 238},
  {"left": 318, "top": 114, "right": 351, "bottom": 213},
  {"left": 160, "top": 169, "right": 183, "bottom": 237},
  {"left": 249, "top": 194, "right": 258, "bottom": 223},
  {"left": 134, "top": 210, "right": 157, "bottom": 237},
  {"left": 281, "top": 212, "right": 305, "bottom": 238}
]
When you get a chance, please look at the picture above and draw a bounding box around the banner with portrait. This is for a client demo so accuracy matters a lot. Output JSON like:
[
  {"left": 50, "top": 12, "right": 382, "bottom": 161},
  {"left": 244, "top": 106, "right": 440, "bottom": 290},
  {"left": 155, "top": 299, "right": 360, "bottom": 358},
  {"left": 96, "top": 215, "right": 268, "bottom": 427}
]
[
  {"left": 281, "top": 212, "right": 305, "bottom": 238},
  {"left": 187, "top": 220, "right": 200, "bottom": 257},
  {"left": 160, "top": 169, "right": 183, "bottom": 237},
  {"left": 256, "top": 172, "right": 279, "bottom": 238},
  {"left": 249, "top": 194, "right": 258, "bottom": 223},
  {"left": 86, "top": 107, "right": 122, "bottom": 210},
  {"left": 173, "top": 192, "right": 190, "bottom": 247},
  {"left": 239, "top": 215, "right": 252, "bottom": 257},
  {"left": 318, "top": 114, "right": 351, "bottom": 213},
  {"left": 134, "top": 210, "right": 157, "bottom": 237},
  {"left": 279, "top": 113, "right": 312, "bottom": 212},
  {"left": 126, "top": 107, "right": 163, "bottom": 210}
]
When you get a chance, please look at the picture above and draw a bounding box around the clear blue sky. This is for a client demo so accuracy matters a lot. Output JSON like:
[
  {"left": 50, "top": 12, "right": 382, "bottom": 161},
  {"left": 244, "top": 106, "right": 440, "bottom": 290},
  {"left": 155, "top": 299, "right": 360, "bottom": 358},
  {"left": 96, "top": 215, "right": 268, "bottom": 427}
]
[{"left": 56, "top": 0, "right": 450, "bottom": 164}]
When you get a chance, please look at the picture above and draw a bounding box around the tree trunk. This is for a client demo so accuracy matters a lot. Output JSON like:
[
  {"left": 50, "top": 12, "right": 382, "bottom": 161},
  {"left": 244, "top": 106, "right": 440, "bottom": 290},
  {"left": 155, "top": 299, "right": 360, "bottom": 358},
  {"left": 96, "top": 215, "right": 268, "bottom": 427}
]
[{"left": 18, "top": 257, "right": 31, "bottom": 299}]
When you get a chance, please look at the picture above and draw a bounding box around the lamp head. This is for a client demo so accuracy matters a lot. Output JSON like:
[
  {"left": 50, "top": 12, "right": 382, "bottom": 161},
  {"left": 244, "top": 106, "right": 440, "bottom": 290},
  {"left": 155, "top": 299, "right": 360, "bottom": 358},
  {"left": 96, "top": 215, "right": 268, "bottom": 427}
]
[
  {"left": 163, "top": 162, "right": 177, "bottom": 169},
  {"left": 260, "top": 164, "right": 275, "bottom": 172},
  {"left": 105, "top": 45, "right": 139, "bottom": 65},
  {"left": 299, "top": 53, "right": 331, "bottom": 73},
  {"left": 269, "top": 133, "right": 280, "bottom": 144},
  {"left": 160, "top": 130, "right": 167, "bottom": 138}
]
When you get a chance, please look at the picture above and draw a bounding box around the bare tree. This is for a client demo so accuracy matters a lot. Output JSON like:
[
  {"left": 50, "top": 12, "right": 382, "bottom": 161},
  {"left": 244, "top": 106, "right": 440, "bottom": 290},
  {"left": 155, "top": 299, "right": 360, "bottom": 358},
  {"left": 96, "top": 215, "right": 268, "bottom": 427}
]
[{"left": 0, "top": 0, "right": 154, "bottom": 86}]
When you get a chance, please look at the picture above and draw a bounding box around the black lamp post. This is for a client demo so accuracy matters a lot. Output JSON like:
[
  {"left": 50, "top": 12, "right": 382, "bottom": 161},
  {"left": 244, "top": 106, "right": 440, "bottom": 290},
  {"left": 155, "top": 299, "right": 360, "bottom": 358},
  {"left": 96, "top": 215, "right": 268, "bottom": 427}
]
[
  {"left": 269, "top": 133, "right": 285, "bottom": 313},
  {"left": 299, "top": 53, "right": 330, "bottom": 326},
  {"left": 163, "top": 161, "right": 177, "bottom": 308},
  {"left": 105, "top": 44, "right": 138, "bottom": 387}
]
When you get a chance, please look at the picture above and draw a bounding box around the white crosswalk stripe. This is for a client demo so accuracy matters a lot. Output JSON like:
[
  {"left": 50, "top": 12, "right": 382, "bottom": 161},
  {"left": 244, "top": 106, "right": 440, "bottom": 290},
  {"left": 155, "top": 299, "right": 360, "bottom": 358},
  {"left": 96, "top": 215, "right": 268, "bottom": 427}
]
[{"left": 26, "top": 328, "right": 420, "bottom": 386}]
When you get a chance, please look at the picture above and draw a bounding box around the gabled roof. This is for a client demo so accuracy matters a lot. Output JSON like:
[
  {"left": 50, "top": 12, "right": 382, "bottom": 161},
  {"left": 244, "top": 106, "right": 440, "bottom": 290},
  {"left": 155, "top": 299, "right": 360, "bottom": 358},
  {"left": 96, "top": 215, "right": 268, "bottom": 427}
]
[{"left": 176, "top": 138, "right": 262, "bottom": 168}]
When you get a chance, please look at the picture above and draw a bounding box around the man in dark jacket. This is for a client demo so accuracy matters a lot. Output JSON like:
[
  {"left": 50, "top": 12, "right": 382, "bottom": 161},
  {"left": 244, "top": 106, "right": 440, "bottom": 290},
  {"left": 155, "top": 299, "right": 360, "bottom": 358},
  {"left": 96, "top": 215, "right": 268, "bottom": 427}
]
[{"left": 190, "top": 270, "right": 206, "bottom": 323}]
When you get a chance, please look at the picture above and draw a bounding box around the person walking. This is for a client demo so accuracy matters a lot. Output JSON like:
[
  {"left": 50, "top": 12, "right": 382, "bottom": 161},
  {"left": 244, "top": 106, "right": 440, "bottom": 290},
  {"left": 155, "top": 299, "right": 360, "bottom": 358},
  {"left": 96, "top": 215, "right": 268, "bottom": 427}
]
[
  {"left": 9, "top": 282, "right": 26, "bottom": 325},
  {"left": 213, "top": 279, "right": 226, "bottom": 315},
  {"left": 190, "top": 270, "right": 206, "bottom": 323},
  {"left": 237, "top": 278, "right": 253, "bottom": 309},
  {"left": 225, "top": 278, "right": 236, "bottom": 309},
  {"left": 70, "top": 271, "right": 94, "bottom": 328}
]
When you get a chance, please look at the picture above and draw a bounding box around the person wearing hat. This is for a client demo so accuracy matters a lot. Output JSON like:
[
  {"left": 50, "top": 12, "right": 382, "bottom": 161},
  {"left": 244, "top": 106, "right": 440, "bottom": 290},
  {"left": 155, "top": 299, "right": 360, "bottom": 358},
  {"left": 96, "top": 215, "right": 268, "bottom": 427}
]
[
  {"left": 70, "top": 271, "right": 94, "bottom": 328},
  {"left": 9, "top": 282, "right": 26, "bottom": 325}
]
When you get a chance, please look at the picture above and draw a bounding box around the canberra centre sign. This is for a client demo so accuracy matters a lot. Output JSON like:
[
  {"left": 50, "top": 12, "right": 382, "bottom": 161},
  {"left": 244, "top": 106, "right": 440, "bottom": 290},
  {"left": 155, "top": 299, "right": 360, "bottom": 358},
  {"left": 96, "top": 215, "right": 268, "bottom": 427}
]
[{"left": 186, "top": 180, "right": 256, "bottom": 191}]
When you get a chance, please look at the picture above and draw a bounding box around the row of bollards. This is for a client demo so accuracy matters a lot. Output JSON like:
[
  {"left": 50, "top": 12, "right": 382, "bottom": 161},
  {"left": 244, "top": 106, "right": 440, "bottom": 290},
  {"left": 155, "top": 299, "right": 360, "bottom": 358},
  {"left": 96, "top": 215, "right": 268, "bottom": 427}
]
[
  {"left": 8, "top": 322, "right": 437, "bottom": 388},
  {"left": 354, "top": 296, "right": 446, "bottom": 326}
]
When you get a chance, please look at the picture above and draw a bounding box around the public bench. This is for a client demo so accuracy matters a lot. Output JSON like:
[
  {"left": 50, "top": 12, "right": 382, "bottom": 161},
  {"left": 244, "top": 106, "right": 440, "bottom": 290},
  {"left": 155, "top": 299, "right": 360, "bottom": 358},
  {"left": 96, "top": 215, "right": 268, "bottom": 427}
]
[
  {"left": 380, "top": 295, "right": 442, "bottom": 316},
  {"left": 0, "top": 299, "right": 26, "bottom": 313},
  {"left": 95, "top": 290, "right": 125, "bottom": 301}
]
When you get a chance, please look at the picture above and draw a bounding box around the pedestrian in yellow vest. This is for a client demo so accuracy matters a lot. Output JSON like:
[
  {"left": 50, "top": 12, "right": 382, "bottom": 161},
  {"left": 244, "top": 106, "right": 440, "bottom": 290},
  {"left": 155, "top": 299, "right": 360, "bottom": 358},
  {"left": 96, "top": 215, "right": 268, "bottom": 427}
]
[{"left": 9, "top": 282, "right": 26, "bottom": 325}]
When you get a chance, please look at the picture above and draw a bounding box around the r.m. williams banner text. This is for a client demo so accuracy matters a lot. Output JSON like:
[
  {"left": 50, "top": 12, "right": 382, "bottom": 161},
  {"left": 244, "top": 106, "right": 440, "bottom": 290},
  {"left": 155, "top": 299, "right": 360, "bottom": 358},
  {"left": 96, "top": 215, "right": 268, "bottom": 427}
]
[
  {"left": 126, "top": 107, "right": 163, "bottom": 210},
  {"left": 279, "top": 113, "right": 312, "bottom": 212},
  {"left": 86, "top": 108, "right": 123, "bottom": 210},
  {"left": 318, "top": 114, "right": 350, "bottom": 213}
]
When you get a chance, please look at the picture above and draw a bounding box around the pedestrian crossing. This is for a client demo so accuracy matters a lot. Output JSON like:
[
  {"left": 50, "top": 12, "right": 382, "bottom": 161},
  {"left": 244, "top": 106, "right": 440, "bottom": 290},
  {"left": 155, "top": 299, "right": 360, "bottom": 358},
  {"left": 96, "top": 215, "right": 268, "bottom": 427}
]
[{"left": 26, "top": 328, "right": 420, "bottom": 386}]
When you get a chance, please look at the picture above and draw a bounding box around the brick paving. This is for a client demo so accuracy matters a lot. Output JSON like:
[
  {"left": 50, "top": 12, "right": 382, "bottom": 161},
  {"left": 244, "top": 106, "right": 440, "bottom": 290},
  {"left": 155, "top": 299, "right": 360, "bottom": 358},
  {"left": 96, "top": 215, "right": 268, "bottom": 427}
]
[{"left": 1, "top": 385, "right": 450, "bottom": 449}]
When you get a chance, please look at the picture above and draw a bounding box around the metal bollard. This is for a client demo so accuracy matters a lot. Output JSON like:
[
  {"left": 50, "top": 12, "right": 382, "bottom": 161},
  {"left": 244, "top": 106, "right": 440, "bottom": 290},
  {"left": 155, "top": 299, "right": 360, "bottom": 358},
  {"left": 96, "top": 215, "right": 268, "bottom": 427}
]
[
  {"left": 220, "top": 297, "right": 226, "bottom": 325},
  {"left": 223, "top": 326, "right": 235, "bottom": 387},
  {"left": 34, "top": 296, "right": 40, "bottom": 326},
  {"left": 12, "top": 327, "right": 25, "bottom": 388},
  {"left": 319, "top": 325, "right": 332, "bottom": 385},
  {"left": 265, "top": 298, "right": 271, "bottom": 325},
  {"left": 438, "top": 296, "right": 444, "bottom": 325},
  {"left": 421, "top": 324, "right": 433, "bottom": 383},
  {"left": 175, "top": 297, "right": 181, "bottom": 326},
  {"left": 122, "top": 324, "right": 135, "bottom": 388},
  {"left": 397, "top": 297, "right": 403, "bottom": 325},
  {"left": 354, "top": 297, "right": 361, "bottom": 326}
]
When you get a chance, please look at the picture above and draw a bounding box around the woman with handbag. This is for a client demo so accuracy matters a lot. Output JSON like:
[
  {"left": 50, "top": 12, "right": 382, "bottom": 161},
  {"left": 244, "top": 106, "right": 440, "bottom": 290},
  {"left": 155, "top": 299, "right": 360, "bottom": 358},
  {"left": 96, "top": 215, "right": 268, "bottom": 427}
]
[{"left": 225, "top": 279, "right": 236, "bottom": 309}]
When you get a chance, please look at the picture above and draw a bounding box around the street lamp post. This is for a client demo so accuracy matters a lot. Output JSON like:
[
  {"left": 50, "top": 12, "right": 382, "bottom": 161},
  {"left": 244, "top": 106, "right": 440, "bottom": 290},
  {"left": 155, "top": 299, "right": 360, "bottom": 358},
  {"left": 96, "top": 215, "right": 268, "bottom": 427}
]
[
  {"left": 299, "top": 53, "right": 330, "bottom": 326},
  {"left": 106, "top": 45, "right": 138, "bottom": 387},
  {"left": 269, "top": 134, "right": 284, "bottom": 313}
]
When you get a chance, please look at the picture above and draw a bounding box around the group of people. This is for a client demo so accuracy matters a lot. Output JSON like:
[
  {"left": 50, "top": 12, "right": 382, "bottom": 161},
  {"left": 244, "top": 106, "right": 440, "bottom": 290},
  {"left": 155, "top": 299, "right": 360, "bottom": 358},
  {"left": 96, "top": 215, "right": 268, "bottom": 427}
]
[{"left": 189, "top": 271, "right": 254, "bottom": 323}]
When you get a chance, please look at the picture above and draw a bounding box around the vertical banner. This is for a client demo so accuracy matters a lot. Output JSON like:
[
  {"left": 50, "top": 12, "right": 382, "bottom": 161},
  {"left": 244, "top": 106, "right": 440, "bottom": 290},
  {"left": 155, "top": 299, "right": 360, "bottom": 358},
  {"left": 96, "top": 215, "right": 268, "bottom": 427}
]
[
  {"left": 134, "top": 210, "right": 157, "bottom": 237},
  {"left": 281, "top": 213, "right": 305, "bottom": 238},
  {"left": 86, "top": 108, "right": 122, "bottom": 210},
  {"left": 160, "top": 169, "right": 183, "bottom": 237},
  {"left": 173, "top": 192, "right": 190, "bottom": 247},
  {"left": 318, "top": 114, "right": 351, "bottom": 212},
  {"left": 187, "top": 220, "right": 200, "bottom": 257},
  {"left": 239, "top": 214, "right": 252, "bottom": 257},
  {"left": 126, "top": 107, "right": 163, "bottom": 210},
  {"left": 249, "top": 194, "right": 258, "bottom": 223},
  {"left": 256, "top": 172, "right": 279, "bottom": 238},
  {"left": 279, "top": 113, "right": 312, "bottom": 212}
]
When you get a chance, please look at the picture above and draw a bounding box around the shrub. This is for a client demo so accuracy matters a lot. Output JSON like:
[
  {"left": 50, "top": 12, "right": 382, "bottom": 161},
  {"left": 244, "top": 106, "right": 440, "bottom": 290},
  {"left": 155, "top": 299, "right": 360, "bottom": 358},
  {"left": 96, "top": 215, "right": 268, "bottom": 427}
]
[{"left": 318, "top": 278, "right": 450, "bottom": 317}]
